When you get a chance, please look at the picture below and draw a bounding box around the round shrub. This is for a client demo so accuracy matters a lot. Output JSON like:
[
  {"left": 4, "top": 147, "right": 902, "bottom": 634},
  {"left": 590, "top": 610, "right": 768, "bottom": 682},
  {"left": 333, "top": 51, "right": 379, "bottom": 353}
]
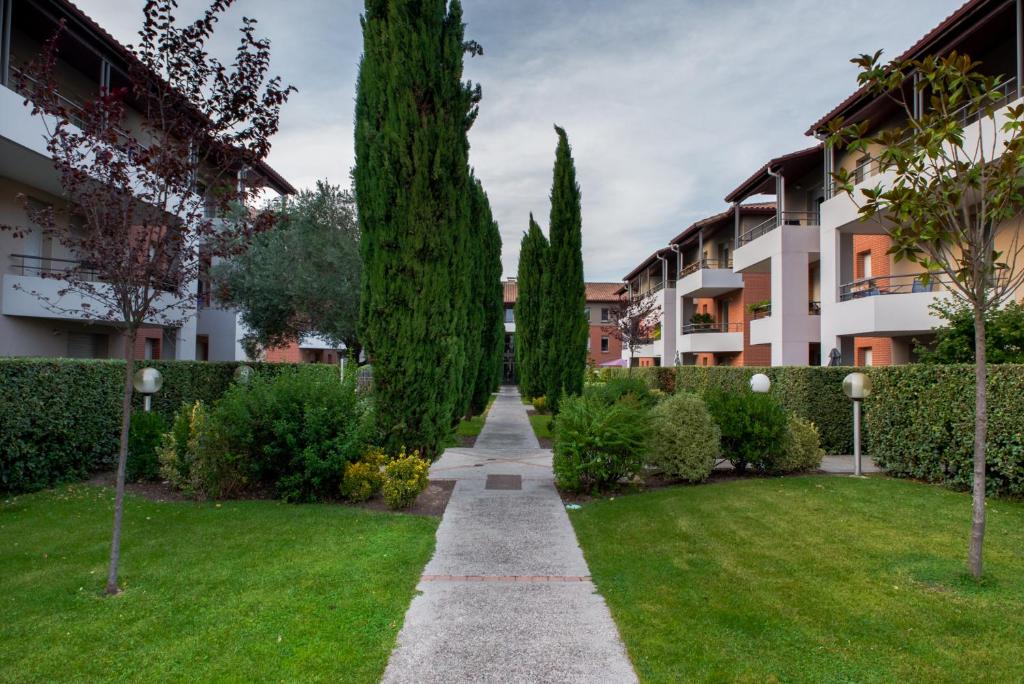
[
  {"left": 585, "top": 376, "right": 658, "bottom": 408},
  {"left": 647, "top": 392, "right": 720, "bottom": 482},
  {"left": 127, "top": 411, "right": 167, "bottom": 482},
  {"left": 552, "top": 394, "right": 650, "bottom": 493},
  {"left": 340, "top": 448, "right": 387, "bottom": 502},
  {"left": 773, "top": 414, "right": 825, "bottom": 474},
  {"left": 382, "top": 450, "right": 430, "bottom": 509},
  {"left": 704, "top": 389, "right": 788, "bottom": 473}
]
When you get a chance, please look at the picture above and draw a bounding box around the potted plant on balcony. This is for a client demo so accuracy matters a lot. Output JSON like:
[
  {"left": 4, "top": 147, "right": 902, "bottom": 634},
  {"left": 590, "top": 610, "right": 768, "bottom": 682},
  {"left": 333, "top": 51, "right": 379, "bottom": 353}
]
[
  {"left": 746, "top": 300, "right": 771, "bottom": 319},
  {"left": 690, "top": 312, "right": 714, "bottom": 331}
]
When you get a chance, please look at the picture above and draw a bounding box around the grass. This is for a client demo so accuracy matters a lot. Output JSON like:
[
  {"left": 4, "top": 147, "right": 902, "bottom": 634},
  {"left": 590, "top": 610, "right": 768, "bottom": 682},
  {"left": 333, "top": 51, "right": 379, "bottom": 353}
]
[
  {"left": 444, "top": 394, "right": 497, "bottom": 446},
  {"left": 0, "top": 485, "right": 438, "bottom": 682},
  {"left": 569, "top": 476, "right": 1024, "bottom": 683},
  {"left": 528, "top": 412, "right": 554, "bottom": 442}
]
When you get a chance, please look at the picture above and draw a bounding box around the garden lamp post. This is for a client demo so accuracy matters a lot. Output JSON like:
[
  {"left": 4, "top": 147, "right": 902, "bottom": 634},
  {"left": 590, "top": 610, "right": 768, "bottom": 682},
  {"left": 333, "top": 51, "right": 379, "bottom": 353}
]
[
  {"left": 132, "top": 367, "right": 163, "bottom": 412},
  {"left": 750, "top": 373, "right": 771, "bottom": 394},
  {"left": 842, "top": 372, "right": 872, "bottom": 476},
  {"left": 234, "top": 364, "right": 254, "bottom": 385}
]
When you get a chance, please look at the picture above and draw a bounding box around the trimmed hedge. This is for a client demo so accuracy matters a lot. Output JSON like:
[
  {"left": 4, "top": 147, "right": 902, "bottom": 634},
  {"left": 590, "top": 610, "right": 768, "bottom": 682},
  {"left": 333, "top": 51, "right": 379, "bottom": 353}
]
[
  {"left": 0, "top": 358, "right": 337, "bottom": 494},
  {"left": 672, "top": 366, "right": 856, "bottom": 455},
  {"left": 866, "top": 364, "right": 1024, "bottom": 498}
]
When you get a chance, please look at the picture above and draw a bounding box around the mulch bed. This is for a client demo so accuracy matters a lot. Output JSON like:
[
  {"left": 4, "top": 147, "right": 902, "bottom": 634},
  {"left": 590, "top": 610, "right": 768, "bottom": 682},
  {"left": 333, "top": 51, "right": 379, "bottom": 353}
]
[{"left": 85, "top": 472, "right": 457, "bottom": 518}]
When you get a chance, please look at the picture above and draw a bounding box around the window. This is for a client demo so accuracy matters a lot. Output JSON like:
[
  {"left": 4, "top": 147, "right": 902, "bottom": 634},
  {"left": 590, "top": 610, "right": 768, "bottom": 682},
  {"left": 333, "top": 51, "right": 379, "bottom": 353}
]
[
  {"left": 863, "top": 348, "right": 874, "bottom": 367},
  {"left": 600, "top": 307, "right": 610, "bottom": 323},
  {"left": 67, "top": 332, "right": 108, "bottom": 359},
  {"left": 504, "top": 307, "right": 514, "bottom": 323},
  {"left": 600, "top": 336, "right": 609, "bottom": 353},
  {"left": 855, "top": 154, "right": 871, "bottom": 184},
  {"left": 144, "top": 338, "right": 157, "bottom": 360},
  {"left": 862, "top": 252, "right": 873, "bottom": 279},
  {"left": 584, "top": 307, "right": 591, "bottom": 322},
  {"left": 586, "top": 337, "right": 591, "bottom": 351}
]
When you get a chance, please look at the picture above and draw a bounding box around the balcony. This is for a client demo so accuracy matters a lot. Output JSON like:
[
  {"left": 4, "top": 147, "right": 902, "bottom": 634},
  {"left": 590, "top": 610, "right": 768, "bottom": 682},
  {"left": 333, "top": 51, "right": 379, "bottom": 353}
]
[
  {"left": 3, "top": 254, "right": 192, "bottom": 324},
  {"left": 749, "top": 303, "right": 821, "bottom": 347},
  {"left": 830, "top": 273, "right": 950, "bottom": 337},
  {"left": 733, "top": 212, "right": 820, "bottom": 273},
  {"left": 677, "top": 321, "right": 744, "bottom": 354},
  {"left": 676, "top": 258, "right": 743, "bottom": 298}
]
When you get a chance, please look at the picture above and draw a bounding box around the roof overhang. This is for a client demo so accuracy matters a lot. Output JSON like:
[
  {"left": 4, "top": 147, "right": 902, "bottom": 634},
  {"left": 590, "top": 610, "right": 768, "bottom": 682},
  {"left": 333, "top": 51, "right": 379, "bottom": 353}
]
[{"left": 724, "top": 144, "right": 823, "bottom": 204}]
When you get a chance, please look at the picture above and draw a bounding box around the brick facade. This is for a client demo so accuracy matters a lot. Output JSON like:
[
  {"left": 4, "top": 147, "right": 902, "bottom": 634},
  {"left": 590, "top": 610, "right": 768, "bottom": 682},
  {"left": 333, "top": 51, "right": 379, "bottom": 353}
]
[{"left": 852, "top": 235, "right": 893, "bottom": 366}]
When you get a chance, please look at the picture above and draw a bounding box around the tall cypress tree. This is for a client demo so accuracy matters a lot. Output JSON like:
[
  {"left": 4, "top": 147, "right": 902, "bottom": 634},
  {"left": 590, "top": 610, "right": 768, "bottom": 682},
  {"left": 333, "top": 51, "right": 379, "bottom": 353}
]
[
  {"left": 544, "top": 126, "right": 587, "bottom": 411},
  {"left": 471, "top": 183, "right": 504, "bottom": 413},
  {"left": 515, "top": 215, "right": 548, "bottom": 399},
  {"left": 354, "top": 0, "right": 480, "bottom": 456},
  {"left": 459, "top": 176, "right": 487, "bottom": 418}
]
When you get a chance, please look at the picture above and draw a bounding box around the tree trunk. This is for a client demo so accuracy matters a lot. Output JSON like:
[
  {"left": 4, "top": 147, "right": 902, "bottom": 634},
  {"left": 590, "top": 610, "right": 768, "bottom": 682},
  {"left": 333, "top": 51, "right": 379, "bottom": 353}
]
[
  {"left": 968, "top": 306, "right": 987, "bottom": 579},
  {"left": 106, "top": 329, "right": 137, "bottom": 595}
]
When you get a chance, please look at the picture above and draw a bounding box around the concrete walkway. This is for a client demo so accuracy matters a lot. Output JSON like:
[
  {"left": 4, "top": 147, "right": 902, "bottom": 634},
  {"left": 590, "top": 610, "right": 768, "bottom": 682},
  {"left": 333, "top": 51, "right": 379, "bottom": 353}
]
[{"left": 381, "top": 387, "right": 637, "bottom": 684}]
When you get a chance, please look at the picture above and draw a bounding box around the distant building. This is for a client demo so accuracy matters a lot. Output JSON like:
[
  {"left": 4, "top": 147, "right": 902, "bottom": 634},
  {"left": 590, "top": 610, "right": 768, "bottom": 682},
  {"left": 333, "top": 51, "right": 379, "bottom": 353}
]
[{"left": 501, "top": 278, "right": 623, "bottom": 384}]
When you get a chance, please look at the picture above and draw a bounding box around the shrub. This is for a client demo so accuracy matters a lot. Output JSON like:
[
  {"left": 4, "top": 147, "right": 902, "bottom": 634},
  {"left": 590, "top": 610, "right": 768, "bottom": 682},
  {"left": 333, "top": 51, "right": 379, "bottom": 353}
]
[
  {"left": 381, "top": 450, "right": 430, "bottom": 509},
  {"left": 0, "top": 358, "right": 336, "bottom": 494},
  {"left": 158, "top": 368, "right": 372, "bottom": 502},
  {"left": 866, "top": 364, "right": 1024, "bottom": 497},
  {"left": 340, "top": 448, "right": 388, "bottom": 502},
  {"left": 646, "top": 392, "right": 719, "bottom": 482},
  {"left": 552, "top": 394, "right": 650, "bottom": 492},
  {"left": 775, "top": 414, "right": 825, "bottom": 474},
  {"left": 585, "top": 375, "right": 658, "bottom": 408},
  {"left": 704, "top": 389, "right": 788, "bottom": 473},
  {"left": 532, "top": 396, "right": 549, "bottom": 414},
  {"left": 127, "top": 411, "right": 167, "bottom": 482}
]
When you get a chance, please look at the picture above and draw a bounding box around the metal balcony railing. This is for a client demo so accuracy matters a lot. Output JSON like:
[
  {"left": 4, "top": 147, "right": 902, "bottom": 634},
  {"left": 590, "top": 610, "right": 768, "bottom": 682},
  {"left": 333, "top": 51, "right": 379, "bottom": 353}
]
[
  {"left": 736, "top": 211, "right": 820, "bottom": 248},
  {"left": 8, "top": 254, "right": 103, "bottom": 281},
  {"left": 838, "top": 273, "right": 949, "bottom": 302},
  {"left": 681, "top": 321, "right": 743, "bottom": 335},
  {"left": 679, "top": 257, "right": 733, "bottom": 278}
]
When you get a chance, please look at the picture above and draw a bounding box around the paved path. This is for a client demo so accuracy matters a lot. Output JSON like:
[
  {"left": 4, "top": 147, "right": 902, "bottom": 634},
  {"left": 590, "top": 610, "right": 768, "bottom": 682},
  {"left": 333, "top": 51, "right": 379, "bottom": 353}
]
[{"left": 382, "top": 387, "right": 637, "bottom": 684}]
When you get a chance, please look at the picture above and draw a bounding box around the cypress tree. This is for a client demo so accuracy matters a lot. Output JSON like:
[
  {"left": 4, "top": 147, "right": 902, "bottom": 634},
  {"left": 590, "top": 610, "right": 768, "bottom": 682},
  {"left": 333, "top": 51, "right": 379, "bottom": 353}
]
[
  {"left": 544, "top": 125, "right": 587, "bottom": 411},
  {"left": 515, "top": 215, "right": 548, "bottom": 399},
  {"left": 471, "top": 183, "right": 504, "bottom": 413},
  {"left": 354, "top": 0, "right": 480, "bottom": 456}
]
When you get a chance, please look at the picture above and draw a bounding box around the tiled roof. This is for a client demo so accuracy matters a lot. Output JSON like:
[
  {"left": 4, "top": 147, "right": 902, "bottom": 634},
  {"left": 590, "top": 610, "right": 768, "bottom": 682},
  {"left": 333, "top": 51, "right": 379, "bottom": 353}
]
[
  {"left": 56, "top": 0, "right": 295, "bottom": 194},
  {"left": 620, "top": 247, "right": 671, "bottom": 282},
  {"left": 805, "top": 0, "right": 996, "bottom": 135},
  {"left": 668, "top": 202, "right": 775, "bottom": 246},
  {"left": 502, "top": 280, "right": 622, "bottom": 305},
  {"left": 723, "top": 144, "right": 823, "bottom": 203}
]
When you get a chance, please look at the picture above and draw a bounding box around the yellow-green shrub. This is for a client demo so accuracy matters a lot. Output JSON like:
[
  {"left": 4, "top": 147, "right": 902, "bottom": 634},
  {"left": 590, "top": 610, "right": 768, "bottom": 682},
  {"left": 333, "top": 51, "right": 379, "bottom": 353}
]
[
  {"left": 381, "top": 449, "right": 430, "bottom": 509},
  {"left": 775, "top": 414, "right": 825, "bottom": 474},
  {"left": 532, "top": 396, "right": 549, "bottom": 414},
  {"left": 340, "top": 448, "right": 388, "bottom": 502}
]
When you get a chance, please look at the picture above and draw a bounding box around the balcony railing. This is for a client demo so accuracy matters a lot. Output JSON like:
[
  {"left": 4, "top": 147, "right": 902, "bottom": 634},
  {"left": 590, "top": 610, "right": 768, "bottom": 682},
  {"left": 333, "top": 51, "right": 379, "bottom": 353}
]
[
  {"left": 838, "top": 273, "right": 949, "bottom": 302},
  {"left": 8, "top": 253, "right": 102, "bottom": 282},
  {"left": 749, "top": 301, "right": 820, "bottom": 319},
  {"left": 679, "top": 257, "right": 733, "bottom": 278},
  {"left": 681, "top": 321, "right": 743, "bottom": 335},
  {"left": 736, "top": 211, "right": 820, "bottom": 247}
]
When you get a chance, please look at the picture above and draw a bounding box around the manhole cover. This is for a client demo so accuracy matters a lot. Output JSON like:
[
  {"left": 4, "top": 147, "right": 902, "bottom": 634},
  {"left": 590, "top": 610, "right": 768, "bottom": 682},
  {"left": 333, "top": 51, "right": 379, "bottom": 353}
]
[{"left": 485, "top": 474, "right": 522, "bottom": 490}]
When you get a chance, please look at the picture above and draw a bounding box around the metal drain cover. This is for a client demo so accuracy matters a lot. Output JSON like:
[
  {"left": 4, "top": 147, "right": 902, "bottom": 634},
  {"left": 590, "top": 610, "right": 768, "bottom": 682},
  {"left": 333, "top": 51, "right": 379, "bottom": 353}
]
[{"left": 485, "top": 474, "right": 522, "bottom": 490}]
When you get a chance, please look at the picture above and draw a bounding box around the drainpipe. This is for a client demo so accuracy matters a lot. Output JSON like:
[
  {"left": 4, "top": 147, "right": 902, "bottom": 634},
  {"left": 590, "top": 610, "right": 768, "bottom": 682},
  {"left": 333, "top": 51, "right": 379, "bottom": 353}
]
[
  {"left": 767, "top": 166, "right": 784, "bottom": 221},
  {"left": 1018, "top": 0, "right": 1023, "bottom": 99},
  {"left": 669, "top": 243, "right": 681, "bottom": 280},
  {"left": 0, "top": 0, "right": 10, "bottom": 88}
]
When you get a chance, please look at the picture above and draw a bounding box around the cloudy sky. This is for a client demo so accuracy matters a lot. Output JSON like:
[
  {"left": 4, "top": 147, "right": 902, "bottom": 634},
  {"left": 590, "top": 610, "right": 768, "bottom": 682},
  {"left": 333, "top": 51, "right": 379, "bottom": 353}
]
[{"left": 80, "top": 0, "right": 964, "bottom": 281}]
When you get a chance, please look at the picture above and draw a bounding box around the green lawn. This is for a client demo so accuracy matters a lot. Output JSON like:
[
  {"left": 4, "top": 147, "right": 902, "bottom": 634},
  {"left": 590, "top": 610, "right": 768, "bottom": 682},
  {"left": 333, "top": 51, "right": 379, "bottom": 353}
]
[
  {"left": 1, "top": 485, "right": 437, "bottom": 682},
  {"left": 447, "top": 395, "right": 496, "bottom": 445},
  {"left": 528, "top": 412, "right": 554, "bottom": 442},
  {"left": 569, "top": 476, "right": 1024, "bottom": 683}
]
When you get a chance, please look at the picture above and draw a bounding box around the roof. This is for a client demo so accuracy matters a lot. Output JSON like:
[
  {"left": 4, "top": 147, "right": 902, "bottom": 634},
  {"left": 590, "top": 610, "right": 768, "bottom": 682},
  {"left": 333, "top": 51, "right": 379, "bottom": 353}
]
[
  {"left": 503, "top": 280, "right": 622, "bottom": 305},
  {"left": 620, "top": 247, "right": 671, "bottom": 282},
  {"left": 668, "top": 202, "right": 775, "bottom": 246},
  {"left": 806, "top": 0, "right": 1008, "bottom": 135},
  {"left": 723, "top": 144, "right": 823, "bottom": 203},
  {"left": 54, "top": 0, "right": 295, "bottom": 195}
]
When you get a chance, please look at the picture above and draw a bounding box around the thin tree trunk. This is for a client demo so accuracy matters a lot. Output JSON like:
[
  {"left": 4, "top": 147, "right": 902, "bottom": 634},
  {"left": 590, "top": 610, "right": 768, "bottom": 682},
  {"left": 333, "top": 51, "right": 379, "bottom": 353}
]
[
  {"left": 968, "top": 306, "right": 987, "bottom": 579},
  {"left": 106, "top": 328, "right": 137, "bottom": 595}
]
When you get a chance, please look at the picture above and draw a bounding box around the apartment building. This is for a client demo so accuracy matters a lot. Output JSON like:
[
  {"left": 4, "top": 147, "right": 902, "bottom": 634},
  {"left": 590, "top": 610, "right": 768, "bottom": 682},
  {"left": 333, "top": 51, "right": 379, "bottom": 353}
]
[
  {"left": 620, "top": 0, "right": 1024, "bottom": 368},
  {"left": 0, "top": 0, "right": 294, "bottom": 361},
  {"left": 502, "top": 278, "right": 623, "bottom": 382},
  {"left": 808, "top": 0, "right": 1023, "bottom": 366}
]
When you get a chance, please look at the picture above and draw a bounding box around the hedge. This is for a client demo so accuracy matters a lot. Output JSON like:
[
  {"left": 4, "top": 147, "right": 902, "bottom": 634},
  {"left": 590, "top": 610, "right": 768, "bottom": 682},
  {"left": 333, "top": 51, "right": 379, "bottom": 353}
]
[
  {"left": 866, "top": 364, "right": 1024, "bottom": 498},
  {"left": 602, "top": 363, "right": 1024, "bottom": 498},
  {"left": 0, "top": 358, "right": 338, "bottom": 494},
  {"left": 669, "top": 366, "right": 856, "bottom": 455}
]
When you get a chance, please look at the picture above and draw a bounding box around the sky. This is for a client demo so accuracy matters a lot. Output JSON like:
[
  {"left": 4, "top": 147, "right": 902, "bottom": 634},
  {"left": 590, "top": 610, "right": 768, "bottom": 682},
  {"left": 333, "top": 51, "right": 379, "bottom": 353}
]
[{"left": 78, "top": 0, "right": 966, "bottom": 281}]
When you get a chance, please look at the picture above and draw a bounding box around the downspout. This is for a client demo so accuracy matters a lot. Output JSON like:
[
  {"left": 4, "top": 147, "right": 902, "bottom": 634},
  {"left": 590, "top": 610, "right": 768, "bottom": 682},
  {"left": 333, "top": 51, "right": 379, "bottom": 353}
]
[
  {"left": 1018, "top": 0, "right": 1022, "bottom": 99},
  {"left": 767, "top": 166, "right": 783, "bottom": 221},
  {"left": 0, "top": 0, "right": 10, "bottom": 88}
]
